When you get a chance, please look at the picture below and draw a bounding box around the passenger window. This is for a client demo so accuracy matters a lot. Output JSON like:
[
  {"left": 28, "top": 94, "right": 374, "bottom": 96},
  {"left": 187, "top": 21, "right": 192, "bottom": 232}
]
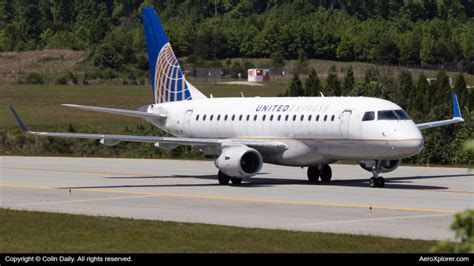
[
  {"left": 285, "top": 115, "right": 289, "bottom": 121},
  {"left": 210, "top": 115, "right": 214, "bottom": 121},
  {"left": 246, "top": 115, "right": 250, "bottom": 121},
  {"left": 217, "top": 115, "right": 221, "bottom": 121},
  {"left": 203, "top": 115, "right": 207, "bottom": 121},
  {"left": 238, "top": 115, "right": 242, "bottom": 121},
  {"left": 278, "top": 115, "right": 281, "bottom": 121},
  {"left": 231, "top": 115, "right": 235, "bottom": 121},
  {"left": 224, "top": 115, "right": 228, "bottom": 121},
  {"left": 196, "top": 115, "right": 199, "bottom": 121},
  {"left": 270, "top": 115, "right": 274, "bottom": 121},
  {"left": 300, "top": 115, "right": 304, "bottom": 121},
  {"left": 362, "top": 112, "right": 375, "bottom": 121},
  {"left": 316, "top": 115, "right": 320, "bottom": 121},
  {"left": 324, "top": 115, "right": 327, "bottom": 121},
  {"left": 331, "top": 115, "right": 335, "bottom": 121},
  {"left": 293, "top": 115, "right": 297, "bottom": 121},
  {"left": 308, "top": 115, "right": 312, "bottom": 121},
  {"left": 254, "top": 114, "right": 257, "bottom": 121},
  {"left": 262, "top": 115, "right": 266, "bottom": 121}
]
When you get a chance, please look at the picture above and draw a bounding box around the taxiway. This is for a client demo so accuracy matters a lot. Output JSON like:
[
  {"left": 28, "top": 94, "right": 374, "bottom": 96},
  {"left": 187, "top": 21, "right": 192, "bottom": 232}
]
[{"left": 1, "top": 156, "right": 472, "bottom": 241}]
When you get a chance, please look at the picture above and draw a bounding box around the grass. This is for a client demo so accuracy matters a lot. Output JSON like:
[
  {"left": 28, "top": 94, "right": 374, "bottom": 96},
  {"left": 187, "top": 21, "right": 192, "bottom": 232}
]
[
  {"left": 0, "top": 82, "right": 288, "bottom": 132},
  {"left": 0, "top": 49, "right": 87, "bottom": 84},
  {"left": 0, "top": 208, "right": 437, "bottom": 253}
]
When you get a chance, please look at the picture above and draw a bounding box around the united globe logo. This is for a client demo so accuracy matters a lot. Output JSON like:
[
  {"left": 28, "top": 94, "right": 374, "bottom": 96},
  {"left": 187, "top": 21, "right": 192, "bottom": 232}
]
[{"left": 153, "top": 43, "right": 191, "bottom": 104}]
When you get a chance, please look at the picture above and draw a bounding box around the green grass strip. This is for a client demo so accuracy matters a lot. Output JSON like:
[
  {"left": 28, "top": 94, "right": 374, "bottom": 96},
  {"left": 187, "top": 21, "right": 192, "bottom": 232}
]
[{"left": 0, "top": 208, "right": 436, "bottom": 253}]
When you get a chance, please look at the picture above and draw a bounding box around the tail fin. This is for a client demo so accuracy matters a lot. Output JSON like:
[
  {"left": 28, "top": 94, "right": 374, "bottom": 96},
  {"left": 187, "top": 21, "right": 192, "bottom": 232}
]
[{"left": 142, "top": 7, "right": 206, "bottom": 104}]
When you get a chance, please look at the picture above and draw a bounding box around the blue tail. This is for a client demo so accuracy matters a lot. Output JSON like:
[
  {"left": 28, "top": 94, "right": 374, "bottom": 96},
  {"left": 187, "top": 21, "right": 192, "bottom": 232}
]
[{"left": 142, "top": 7, "right": 204, "bottom": 104}]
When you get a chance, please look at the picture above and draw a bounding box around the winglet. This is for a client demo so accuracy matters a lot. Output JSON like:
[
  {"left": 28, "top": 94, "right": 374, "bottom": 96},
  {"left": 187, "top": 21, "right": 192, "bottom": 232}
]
[
  {"left": 452, "top": 92, "right": 461, "bottom": 118},
  {"left": 9, "top": 106, "right": 29, "bottom": 133}
]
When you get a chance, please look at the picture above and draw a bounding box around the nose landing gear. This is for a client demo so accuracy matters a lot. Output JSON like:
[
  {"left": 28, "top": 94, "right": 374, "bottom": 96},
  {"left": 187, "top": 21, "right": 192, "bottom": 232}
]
[{"left": 369, "top": 161, "right": 385, "bottom": 188}]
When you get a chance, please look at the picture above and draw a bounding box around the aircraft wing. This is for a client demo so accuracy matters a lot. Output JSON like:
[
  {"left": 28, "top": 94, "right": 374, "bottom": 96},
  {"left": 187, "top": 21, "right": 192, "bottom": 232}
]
[
  {"left": 9, "top": 107, "right": 288, "bottom": 152},
  {"left": 416, "top": 93, "right": 464, "bottom": 130},
  {"left": 61, "top": 104, "right": 166, "bottom": 119}
]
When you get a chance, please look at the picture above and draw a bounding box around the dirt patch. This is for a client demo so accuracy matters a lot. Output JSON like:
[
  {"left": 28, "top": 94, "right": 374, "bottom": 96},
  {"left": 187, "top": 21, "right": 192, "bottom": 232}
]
[{"left": 0, "top": 49, "right": 88, "bottom": 84}]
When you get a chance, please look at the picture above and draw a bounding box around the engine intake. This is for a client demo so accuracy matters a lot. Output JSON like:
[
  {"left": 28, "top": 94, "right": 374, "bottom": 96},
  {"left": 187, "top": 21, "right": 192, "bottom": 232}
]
[
  {"left": 215, "top": 146, "right": 263, "bottom": 178},
  {"left": 359, "top": 159, "right": 401, "bottom": 173}
]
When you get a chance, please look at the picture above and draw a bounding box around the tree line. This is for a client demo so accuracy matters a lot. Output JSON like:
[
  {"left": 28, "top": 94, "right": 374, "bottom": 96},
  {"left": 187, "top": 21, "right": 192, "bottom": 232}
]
[{"left": 0, "top": 0, "right": 473, "bottom": 74}]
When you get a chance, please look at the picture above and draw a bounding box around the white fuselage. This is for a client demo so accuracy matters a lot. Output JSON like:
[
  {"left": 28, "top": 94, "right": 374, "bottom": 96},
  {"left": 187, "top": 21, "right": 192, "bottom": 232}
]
[{"left": 146, "top": 97, "right": 424, "bottom": 166}]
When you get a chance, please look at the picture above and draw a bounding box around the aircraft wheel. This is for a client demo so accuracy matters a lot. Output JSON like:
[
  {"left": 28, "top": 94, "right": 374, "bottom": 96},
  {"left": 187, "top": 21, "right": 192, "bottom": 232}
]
[
  {"left": 320, "top": 165, "right": 332, "bottom": 182},
  {"left": 230, "top": 177, "right": 243, "bottom": 185},
  {"left": 369, "top": 177, "right": 378, "bottom": 188},
  {"left": 369, "top": 177, "right": 385, "bottom": 188},
  {"left": 218, "top": 171, "right": 230, "bottom": 185},
  {"left": 307, "top": 166, "right": 320, "bottom": 183},
  {"left": 377, "top": 177, "right": 385, "bottom": 188}
]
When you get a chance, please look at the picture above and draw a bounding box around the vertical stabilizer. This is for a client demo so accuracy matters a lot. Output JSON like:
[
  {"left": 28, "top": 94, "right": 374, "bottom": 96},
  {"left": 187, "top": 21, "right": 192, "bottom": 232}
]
[{"left": 142, "top": 7, "right": 207, "bottom": 104}]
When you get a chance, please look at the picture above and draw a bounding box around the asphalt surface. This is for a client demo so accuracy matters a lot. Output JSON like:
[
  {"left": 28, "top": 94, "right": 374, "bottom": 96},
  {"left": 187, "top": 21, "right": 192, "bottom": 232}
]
[{"left": 1, "top": 156, "right": 472, "bottom": 241}]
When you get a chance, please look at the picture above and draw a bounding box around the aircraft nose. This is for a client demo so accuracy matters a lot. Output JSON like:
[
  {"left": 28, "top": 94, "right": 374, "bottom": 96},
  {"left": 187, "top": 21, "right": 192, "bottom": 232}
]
[{"left": 388, "top": 125, "right": 424, "bottom": 157}]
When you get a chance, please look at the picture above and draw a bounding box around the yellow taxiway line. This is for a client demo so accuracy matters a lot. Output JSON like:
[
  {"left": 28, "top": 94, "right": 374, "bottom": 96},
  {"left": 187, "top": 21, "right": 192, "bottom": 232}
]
[
  {"left": 3, "top": 166, "right": 473, "bottom": 195},
  {"left": 0, "top": 183, "right": 459, "bottom": 214}
]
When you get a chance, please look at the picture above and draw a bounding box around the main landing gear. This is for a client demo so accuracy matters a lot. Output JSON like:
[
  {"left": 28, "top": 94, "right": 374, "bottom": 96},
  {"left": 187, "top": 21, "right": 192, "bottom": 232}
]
[
  {"left": 218, "top": 171, "right": 242, "bottom": 185},
  {"left": 369, "top": 161, "right": 385, "bottom": 188},
  {"left": 307, "top": 165, "right": 332, "bottom": 183}
]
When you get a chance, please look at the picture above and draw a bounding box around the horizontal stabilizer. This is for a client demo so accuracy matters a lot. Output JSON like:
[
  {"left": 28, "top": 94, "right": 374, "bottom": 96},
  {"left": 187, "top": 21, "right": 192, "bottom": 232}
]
[{"left": 62, "top": 104, "right": 166, "bottom": 119}]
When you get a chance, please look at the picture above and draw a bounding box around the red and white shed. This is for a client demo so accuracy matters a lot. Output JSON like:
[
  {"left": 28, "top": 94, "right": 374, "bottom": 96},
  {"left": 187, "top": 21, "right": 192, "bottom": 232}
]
[{"left": 248, "top": 69, "right": 270, "bottom": 82}]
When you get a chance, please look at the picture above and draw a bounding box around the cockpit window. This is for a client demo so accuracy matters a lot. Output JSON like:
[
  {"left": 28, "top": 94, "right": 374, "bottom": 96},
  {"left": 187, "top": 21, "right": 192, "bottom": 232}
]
[
  {"left": 362, "top": 112, "right": 375, "bottom": 121},
  {"left": 378, "top": 110, "right": 411, "bottom": 120},
  {"left": 394, "top": 110, "right": 411, "bottom": 120},
  {"left": 378, "top": 110, "right": 398, "bottom": 120}
]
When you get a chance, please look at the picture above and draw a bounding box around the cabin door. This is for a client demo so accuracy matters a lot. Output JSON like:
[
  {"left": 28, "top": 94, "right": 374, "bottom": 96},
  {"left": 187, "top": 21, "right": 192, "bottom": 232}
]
[
  {"left": 339, "top": 110, "right": 352, "bottom": 139},
  {"left": 183, "top": 109, "right": 193, "bottom": 136}
]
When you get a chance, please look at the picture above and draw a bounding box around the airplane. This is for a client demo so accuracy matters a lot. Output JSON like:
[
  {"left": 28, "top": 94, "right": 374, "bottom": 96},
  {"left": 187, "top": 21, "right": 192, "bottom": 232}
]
[{"left": 10, "top": 7, "right": 464, "bottom": 188}]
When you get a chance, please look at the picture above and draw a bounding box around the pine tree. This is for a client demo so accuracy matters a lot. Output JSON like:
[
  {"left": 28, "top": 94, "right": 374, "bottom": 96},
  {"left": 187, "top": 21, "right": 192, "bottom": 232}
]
[
  {"left": 430, "top": 70, "right": 451, "bottom": 120},
  {"left": 342, "top": 65, "right": 355, "bottom": 95},
  {"left": 294, "top": 48, "right": 309, "bottom": 75},
  {"left": 453, "top": 73, "right": 468, "bottom": 109},
  {"left": 304, "top": 68, "right": 322, "bottom": 96},
  {"left": 270, "top": 50, "right": 285, "bottom": 68},
  {"left": 398, "top": 70, "right": 414, "bottom": 109},
  {"left": 468, "top": 87, "right": 474, "bottom": 112},
  {"left": 326, "top": 72, "right": 341, "bottom": 96},
  {"left": 288, "top": 74, "right": 304, "bottom": 97},
  {"left": 412, "top": 72, "right": 429, "bottom": 116}
]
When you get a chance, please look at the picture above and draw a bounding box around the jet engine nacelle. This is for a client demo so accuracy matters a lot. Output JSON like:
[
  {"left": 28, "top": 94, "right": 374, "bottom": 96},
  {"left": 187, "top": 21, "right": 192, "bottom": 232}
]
[
  {"left": 359, "top": 159, "right": 401, "bottom": 173},
  {"left": 214, "top": 146, "right": 263, "bottom": 178}
]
